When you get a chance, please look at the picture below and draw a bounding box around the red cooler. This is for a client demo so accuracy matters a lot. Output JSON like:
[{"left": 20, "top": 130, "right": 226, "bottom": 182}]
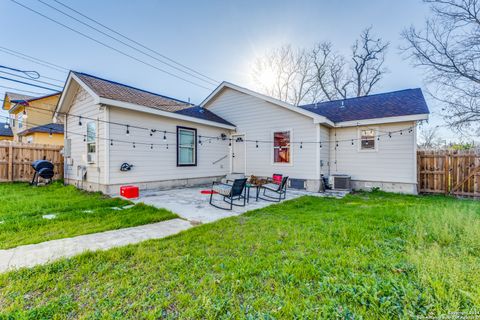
[{"left": 120, "top": 185, "right": 139, "bottom": 199}]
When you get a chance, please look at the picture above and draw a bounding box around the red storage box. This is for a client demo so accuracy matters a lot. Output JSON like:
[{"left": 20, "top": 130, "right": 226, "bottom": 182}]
[{"left": 120, "top": 185, "right": 139, "bottom": 199}]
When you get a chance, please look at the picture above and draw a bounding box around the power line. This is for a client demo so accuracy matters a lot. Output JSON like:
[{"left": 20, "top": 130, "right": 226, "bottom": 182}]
[
  {"left": 0, "top": 85, "right": 45, "bottom": 95},
  {"left": 0, "top": 75, "right": 60, "bottom": 92},
  {"left": 0, "top": 70, "right": 63, "bottom": 89},
  {"left": 9, "top": 0, "right": 214, "bottom": 91},
  {"left": 0, "top": 65, "right": 39, "bottom": 79},
  {"left": 52, "top": 0, "right": 218, "bottom": 84},
  {"left": 0, "top": 46, "right": 68, "bottom": 73},
  {"left": 37, "top": 0, "right": 218, "bottom": 86}
]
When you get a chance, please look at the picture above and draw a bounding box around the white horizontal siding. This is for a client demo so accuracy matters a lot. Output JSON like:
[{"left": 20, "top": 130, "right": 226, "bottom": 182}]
[
  {"left": 108, "top": 107, "right": 229, "bottom": 185},
  {"left": 320, "top": 125, "right": 330, "bottom": 175},
  {"left": 206, "top": 88, "right": 320, "bottom": 180},
  {"left": 329, "top": 121, "right": 416, "bottom": 183},
  {"left": 65, "top": 87, "right": 106, "bottom": 185}
]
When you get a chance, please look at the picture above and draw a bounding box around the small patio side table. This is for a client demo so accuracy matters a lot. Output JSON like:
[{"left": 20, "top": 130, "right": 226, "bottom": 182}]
[{"left": 244, "top": 180, "right": 267, "bottom": 203}]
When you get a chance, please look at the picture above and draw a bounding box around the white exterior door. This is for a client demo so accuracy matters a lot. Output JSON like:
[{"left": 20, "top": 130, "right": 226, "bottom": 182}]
[{"left": 232, "top": 134, "right": 246, "bottom": 173}]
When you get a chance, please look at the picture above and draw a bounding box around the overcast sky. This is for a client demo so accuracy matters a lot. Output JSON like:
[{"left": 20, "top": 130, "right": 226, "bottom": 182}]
[{"left": 0, "top": 0, "right": 466, "bottom": 141}]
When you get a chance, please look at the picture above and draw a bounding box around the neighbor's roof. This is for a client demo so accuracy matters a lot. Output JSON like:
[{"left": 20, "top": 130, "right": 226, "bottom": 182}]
[
  {"left": 0, "top": 123, "right": 13, "bottom": 137},
  {"left": 5, "top": 92, "right": 34, "bottom": 102},
  {"left": 12, "top": 92, "right": 61, "bottom": 104},
  {"left": 299, "top": 88, "right": 430, "bottom": 123},
  {"left": 18, "top": 123, "right": 64, "bottom": 136},
  {"left": 2, "top": 92, "right": 34, "bottom": 110},
  {"left": 72, "top": 72, "right": 234, "bottom": 126}
]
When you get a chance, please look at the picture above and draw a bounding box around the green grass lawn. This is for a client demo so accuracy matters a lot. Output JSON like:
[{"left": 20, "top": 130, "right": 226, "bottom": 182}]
[
  {"left": 0, "top": 182, "right": 177, "bottom": 249},
  {"left": 0, "top": 192, "right": 479, "bottom": 319}
]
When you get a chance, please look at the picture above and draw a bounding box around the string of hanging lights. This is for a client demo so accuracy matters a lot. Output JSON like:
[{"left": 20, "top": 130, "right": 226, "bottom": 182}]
[{"left": 1, "top": 95, "right": 419, "bottom": 149}]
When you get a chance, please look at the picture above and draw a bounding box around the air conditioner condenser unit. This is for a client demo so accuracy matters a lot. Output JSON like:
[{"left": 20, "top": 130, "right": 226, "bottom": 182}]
[{"left": 328, "top": 174, "right": 351, "bottom": 190}]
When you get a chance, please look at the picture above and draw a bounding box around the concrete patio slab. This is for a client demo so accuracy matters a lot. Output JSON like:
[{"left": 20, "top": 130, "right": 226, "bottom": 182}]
[
  {"left": 0, "top": 218, "right": 193, "bottom": 273},
  {"left": 135, "top": 186, "right": 347, "bottom": 223}
]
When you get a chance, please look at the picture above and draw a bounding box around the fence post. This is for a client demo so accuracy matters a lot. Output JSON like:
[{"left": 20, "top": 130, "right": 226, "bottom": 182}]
[
  {"left": 7, "top": 141, "right": 13, "bottom": 182},
  {"left": 444, "top": 153, "right": 449, "bottom": 195}
]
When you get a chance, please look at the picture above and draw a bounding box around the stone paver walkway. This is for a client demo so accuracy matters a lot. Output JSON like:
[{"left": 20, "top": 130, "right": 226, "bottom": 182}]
[{"left": 0, "top": 218, "right": 192, "bottom": 273}]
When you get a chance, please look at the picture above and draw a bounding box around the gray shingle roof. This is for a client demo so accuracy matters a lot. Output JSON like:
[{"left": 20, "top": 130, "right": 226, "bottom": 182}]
[
  {"left": 0, "top": 123, "right": 13, "bottom": 137},
  {"left": 175, "top": 106, "right": 234, "bottom": 126},
  {"left": 73, "top": 72, "right": 233, "bottom": 126},
  {"left": 299, "top": 88, "right": 430, "bottom": 123},
  {"left": 19, "top": 123, "right": 64, "bottom": 135},
  {"left": 5, "top": 92, "right": 34, "bottom": 102}
]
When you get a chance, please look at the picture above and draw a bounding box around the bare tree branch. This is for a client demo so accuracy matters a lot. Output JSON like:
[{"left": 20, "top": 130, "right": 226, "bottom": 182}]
[
  {"left": 402, "top": 0, "right": 480, "bottom": 133},
  {"left": 252, "top": 28, "right": 389, "bottom": 105}
]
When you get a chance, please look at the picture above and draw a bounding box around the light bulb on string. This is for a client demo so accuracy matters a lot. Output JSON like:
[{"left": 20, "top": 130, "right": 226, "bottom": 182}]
[
  {"left": 163, "top": 131, "right": 167, "bottom": 141},
  {"left": 110, "top": 139, "right": 113, "bottom": 146},
  {"left": 150, "top": 144, "right": 153, "bottom": 149},
  {"left": 300, "top": 142, "right": 303, "bottom": 149},
  {"left": 83, "top": 135, "right": 86, "bottom": 142},
  {"left": 256, "top": 141, "right": 258, "bottom": 148},
  {"left": 78, "top": 116, "right": 82, "bottom": 126},
  {"left": 126, "top": 125, "right": 130, "bottom": 136}
]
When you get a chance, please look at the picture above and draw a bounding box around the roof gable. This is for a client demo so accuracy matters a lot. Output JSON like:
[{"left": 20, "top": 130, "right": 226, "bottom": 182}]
[
  {"left": 299, "top": 88, "right": 430, "bottom": 123},
  {"left": 2, "top": 92, "right": 34, "bottom": 110},
  {"left": 201, "top": 82, "right": 333, "bottom": 126}
]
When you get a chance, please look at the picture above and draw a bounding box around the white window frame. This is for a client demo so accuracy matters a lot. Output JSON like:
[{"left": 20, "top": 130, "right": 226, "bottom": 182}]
[
  {"left": 86, "top": 121, "right": 97, "bottom": 163},
  {"left": 271, "top": 129, "right": 293, "bottom": 166},
  {"left": 357, "top": 127, "right": 378, "bottom": 152},
  {"left": 18, "top": 112, "right": 23, "bottom": 129}
]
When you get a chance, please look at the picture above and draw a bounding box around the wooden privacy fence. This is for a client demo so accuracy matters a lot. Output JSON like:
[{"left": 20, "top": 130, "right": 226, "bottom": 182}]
[
  {"left": 417, "top": 150, "right": 480, "bottom": 198},
  {"left": 0, "top": 141, "right": 64, "bottom": 182}
]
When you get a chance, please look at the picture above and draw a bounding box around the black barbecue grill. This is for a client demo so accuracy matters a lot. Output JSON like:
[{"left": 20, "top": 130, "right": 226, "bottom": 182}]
[{"left": 31, "top": 160, "right": 55, "bottom": 186}]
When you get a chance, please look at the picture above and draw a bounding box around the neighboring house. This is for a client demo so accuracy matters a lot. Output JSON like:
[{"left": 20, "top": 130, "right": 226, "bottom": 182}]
[
  {"left": 1, "top": 92, "right": 64, "bottom": 145},
  {"left": 0, "top": 123, "right": 13, "bottom": 141},
  {"left": 17, "top": 123, "right": 64, "bottom": 145},
  {"left": 1, "top": 92, "right": 34, "bottom": 111},
  {"left": 55, "top": 71, "right": 429, "bottom": 195}
]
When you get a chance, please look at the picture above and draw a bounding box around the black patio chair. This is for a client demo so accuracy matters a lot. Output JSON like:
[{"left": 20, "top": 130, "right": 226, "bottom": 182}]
[
  {"left": 258, "top": 176, "right": 289, "bottom": 202},
  {"left": 209, "top": 178, "right": 248, "bottom": 210}
]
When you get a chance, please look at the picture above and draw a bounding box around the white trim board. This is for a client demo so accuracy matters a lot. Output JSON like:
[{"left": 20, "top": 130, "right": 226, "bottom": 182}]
[{"left": 336, "top": 114, "right": 429, "bottom": 127}]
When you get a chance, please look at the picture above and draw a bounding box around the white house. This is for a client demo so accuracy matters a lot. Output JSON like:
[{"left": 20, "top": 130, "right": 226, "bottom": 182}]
[{"left": 55, "top": 71, "right": 429, "bottom": 195}]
